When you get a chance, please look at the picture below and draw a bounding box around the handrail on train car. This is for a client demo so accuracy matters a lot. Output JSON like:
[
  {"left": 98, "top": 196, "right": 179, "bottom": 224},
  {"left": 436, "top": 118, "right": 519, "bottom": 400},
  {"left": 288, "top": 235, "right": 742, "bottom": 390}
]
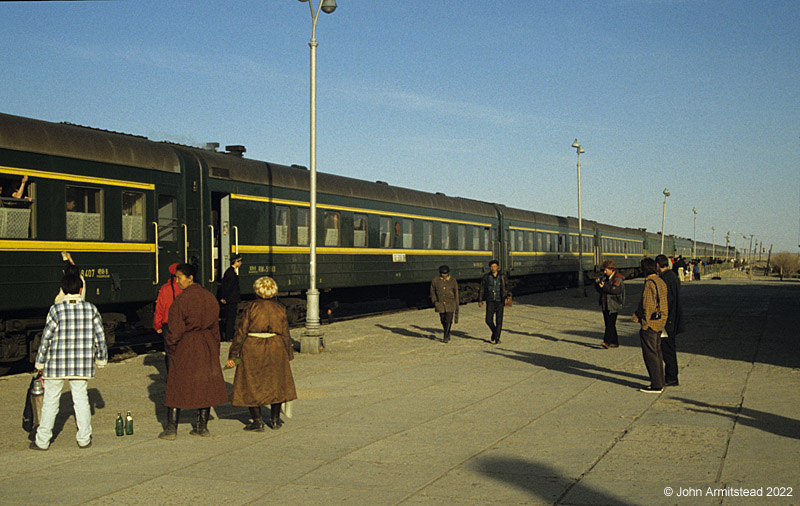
[
  {"left": 233, "top": 225, "right": 239, "bottom": 255},
  {"left": 208, "top": 224, "right": 216, "bottom": 283},
  {"left": 182, "top": 223, "right": 188, "bottom": 263},
  {"left": 152, "top": 222, "right": 159, "bottom": 285}
]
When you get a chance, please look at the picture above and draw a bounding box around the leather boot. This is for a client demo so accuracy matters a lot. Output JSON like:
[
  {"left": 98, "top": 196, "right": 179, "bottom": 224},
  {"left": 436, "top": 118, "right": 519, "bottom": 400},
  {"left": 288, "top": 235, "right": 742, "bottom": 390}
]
[
  {"left": 158, "top": 407, "right": 180, "bottom": 440},
  {"left": 244, "top": 406, "right": 265, "bottom": 432},
  {"left": 443, "top": 322, "right": 452, "bottom": 343},
  {"left": 189, "top": 408, "right": 211, "bottom": 437},
  {"left": 269, "top": 403, "right": 283, "bottom": 430}
]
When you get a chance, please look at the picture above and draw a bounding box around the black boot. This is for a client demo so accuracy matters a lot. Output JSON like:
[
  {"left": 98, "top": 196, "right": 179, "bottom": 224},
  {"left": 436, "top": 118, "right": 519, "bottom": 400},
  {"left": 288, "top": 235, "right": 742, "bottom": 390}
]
[
  {"left": 269, "top": 403, "right": 283, "bottom": 430},
  {"left": 244, "top": 406, "right": 265, "bottom": 432},
  {"left": 158, "top": 407, "right": 180, "bottom": 440},
  {"left": 443, "top": 322, "right": 451, "bottom": 343},
  {"left": 189, "top": 408, "right": 211, "bottom": 437}
]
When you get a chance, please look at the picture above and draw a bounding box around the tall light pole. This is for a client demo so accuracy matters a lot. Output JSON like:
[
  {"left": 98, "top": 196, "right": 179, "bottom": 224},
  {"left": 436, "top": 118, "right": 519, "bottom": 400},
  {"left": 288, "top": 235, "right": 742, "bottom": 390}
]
[
  {"left": 733, "top": 232, "right": 739, "bottom": 262},
  {"left": 711, "top": 226, "right": 716, "bottom": 261},
  {"left": 692, "top": 207, "right": 698, "bottom": 259},
  {"left": 299, "top": 0, "right": 337, "bottom": 341},
  {"left": 725, "top": 231, "right": 730, "bottom": 261},
  {"left": 571, "top": 139, "right": 586, "bottom": 297},
  {"left": 660, "top": 188, "right": 670, "bottom": 254}
]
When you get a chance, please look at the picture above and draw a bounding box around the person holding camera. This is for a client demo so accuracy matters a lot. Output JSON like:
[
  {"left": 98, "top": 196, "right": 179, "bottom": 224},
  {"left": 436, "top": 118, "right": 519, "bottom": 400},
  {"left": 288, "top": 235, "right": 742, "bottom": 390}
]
[
  {"left": 632, "top": 257, "right": 669, "bottom": 393},
  {"left": 593, "top": 260, "right": 625, "bottom": 349}
]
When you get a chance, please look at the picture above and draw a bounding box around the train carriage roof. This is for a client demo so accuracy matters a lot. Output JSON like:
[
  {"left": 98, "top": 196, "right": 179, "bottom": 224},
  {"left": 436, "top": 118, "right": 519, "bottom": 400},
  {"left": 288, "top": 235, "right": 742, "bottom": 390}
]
[
  {"left": 0, "top": 113, "right": 181, "bottom": 173},
  {"left": 188, "top": 146, "right": 497, "bottom": 219}
]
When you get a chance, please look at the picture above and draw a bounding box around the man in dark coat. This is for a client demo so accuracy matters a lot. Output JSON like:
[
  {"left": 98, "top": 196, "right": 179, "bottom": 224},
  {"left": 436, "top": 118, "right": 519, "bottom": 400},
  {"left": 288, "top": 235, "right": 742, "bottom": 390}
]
[
  {"left": 430, "top": 265, "right": 458, "bottom": 343},
  {"left": 219, "top": 254, "right": 243, "bottom": 342},
  {"left": 160, "top": 263, "right": 228, "bottom": 440},
  {"left": 657, "top": 254, "right": 684, "bottom": 386},
  {"left": 478, "top": 259, "right": 510, "bottom": 344}
]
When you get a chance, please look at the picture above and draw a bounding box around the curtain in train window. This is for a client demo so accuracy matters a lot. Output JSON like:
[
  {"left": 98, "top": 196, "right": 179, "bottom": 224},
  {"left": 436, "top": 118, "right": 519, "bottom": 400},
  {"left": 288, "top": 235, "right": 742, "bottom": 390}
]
[
  {"left": 0, "top": 174, "right": 35, "bottom": 238},
  {"left": 353, "top": 214, "right": 367, "bottom": 247},
  {"left": 483, "top": 228, "right": 490, "bottom": 251},
  {"left": 558, "top": 235, "right": 565, "bottom": 252},
  {"left": 457, "top": 224, "right": 466, "bottom": 250},
  {"left": 402, "top": 219, "right": 413, "bottom": 248},
  {"left": 525, "top": 231, "right": 533, "bottom": 252},
  {"left": 472, "top": 226, "right": 480, "bottom": 250},
  {"left": 516, "top": 231, "right": 523, "bottom": 252},
  {"left": 545, "top": 234, "right": 552, "bottom": 252},
  {"left": 441, "top": 223, "right": 451, "bottom": 249},
  {"left": 324, "top": 211, "right": 340, "bottom": 246},
  {"left": 67, "top": 186, "right": 103, "bottom": 240},
  {"left": 275, "top": 206, "right": 289, "bottom": 245},
  {"left": 379, "top": 217, "right": 391, "bottom": 248},
  {"left": 535, "top": 232, "right": 542, "bottom": 252},
  {"left": 122, "top": 192, "right": 145, "bottom": 241},
  {"left": 423, "top": 221, "right": 433, "bottom": 249},
  {"left": 297, "top": 208, "right": 309, "bottom": 245}
]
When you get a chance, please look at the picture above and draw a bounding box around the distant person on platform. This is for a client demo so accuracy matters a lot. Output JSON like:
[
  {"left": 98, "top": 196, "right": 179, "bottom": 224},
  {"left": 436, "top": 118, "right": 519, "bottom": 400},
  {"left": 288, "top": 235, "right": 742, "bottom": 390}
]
[
  {"left": 159, "top": 263, "right": 227, "bottom": 440},
  {"left": 219, "top": 254, "right": 243, "bottom": 342},
  {"left": 153, "top": 263, "right": 182, "bottom": 375},
  {"left": 656, "top": 254, "right": 684, "bottom": 387},
  {"left": 672, "top": 255, "right": 686, "bottom": 281},
  {"left": 31, "top": 273, "right": 107, "bottom": 451},
  {"left": 632, "top": 257, "right": 669, "bottom": 393},
  {"left": 430, "top": 265, "right": 459, "bottom": 343},
  {"left": 593, "top": 259, "right": 626, "bottom": 349},
  {"left": 478, "top": 259, "right": 510, "bottom": 344}
]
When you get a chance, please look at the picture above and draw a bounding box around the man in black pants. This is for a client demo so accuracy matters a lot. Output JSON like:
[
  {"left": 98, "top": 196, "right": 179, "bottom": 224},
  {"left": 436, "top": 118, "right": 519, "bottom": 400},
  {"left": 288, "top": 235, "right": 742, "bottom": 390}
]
[
  {"left": 219, "top": 254, "right": 243, "bottom": 342},
  {"left": 478, "top": 260, "right": 509, "bottom": 344},
  {"left": 656, "top": 254, "right": 684, "bottom": 386}
]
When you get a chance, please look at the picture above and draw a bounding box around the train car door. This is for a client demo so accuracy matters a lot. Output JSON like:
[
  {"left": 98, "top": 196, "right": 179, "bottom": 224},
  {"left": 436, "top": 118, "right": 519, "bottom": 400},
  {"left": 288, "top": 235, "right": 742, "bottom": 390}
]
[
  {"left": 155, "top": 187, "right": 183, "bottom": 285},
  {"left": 219, "top": 195, "right": 233, "bottom": 275}
]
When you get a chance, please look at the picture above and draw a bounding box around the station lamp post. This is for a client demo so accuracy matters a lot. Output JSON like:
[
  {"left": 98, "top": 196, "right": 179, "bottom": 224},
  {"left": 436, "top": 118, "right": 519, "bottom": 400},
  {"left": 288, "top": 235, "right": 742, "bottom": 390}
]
[
  {"left": 571, "top": 139, "right": 586, "bottom": 297},
  {"left": 660, "top": 188, "right": 670, "bottom": 254},
  {"left": 711, "top": 226, "right": 716, "bottom": 261},
  {"left": 692, "top": 207, "right": 698, "bottom": 259},
  {"left": 725, "top": 231, "right": 730, "bottom": 261},
  {"left": 299, "top": 0, "right": 337, "bottom": 342}
]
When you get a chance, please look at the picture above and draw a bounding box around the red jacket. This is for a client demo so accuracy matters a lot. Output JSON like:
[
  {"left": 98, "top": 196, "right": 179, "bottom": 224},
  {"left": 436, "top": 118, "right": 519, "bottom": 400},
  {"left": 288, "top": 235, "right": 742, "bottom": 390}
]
[{"left": 153, "top": 277, "right": 183, "bottom": 331}]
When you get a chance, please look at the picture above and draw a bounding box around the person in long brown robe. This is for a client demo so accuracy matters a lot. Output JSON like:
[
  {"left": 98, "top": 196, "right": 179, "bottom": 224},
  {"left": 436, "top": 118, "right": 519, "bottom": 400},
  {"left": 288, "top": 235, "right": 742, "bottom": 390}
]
[
  {"left": 159, "top": 263, "right": 228, "bottom": 440},
  {"left": 226, "top": 276, "right": 297, "bottom": 431}
]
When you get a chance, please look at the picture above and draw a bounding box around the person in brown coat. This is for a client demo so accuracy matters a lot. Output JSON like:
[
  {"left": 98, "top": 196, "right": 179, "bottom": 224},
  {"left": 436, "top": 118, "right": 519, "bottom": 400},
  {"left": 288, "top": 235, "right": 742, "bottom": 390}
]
[
  {"left": 430, "top": 265, "right": 459, "bottom": 343},
  {"left": 225, "top": 276, "right": 297, "bottom": 431},
  {"left": 159, "top": 263, "right": 228, "bottom": 440}
]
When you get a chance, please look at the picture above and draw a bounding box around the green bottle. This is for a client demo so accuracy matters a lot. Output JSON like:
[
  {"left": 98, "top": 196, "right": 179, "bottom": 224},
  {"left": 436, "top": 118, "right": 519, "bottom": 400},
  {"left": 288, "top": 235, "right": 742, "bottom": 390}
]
[
  {"left": 125, "top": 411, "right": 134, "bottom": 435},
  {"left": 115, "top": 412, "right": 124, "bottom": 436}
]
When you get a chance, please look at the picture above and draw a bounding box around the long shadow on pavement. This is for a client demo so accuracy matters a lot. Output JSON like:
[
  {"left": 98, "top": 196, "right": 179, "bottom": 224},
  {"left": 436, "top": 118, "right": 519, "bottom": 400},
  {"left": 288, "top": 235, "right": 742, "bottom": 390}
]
[
  {"left": 472, "top": 455, "right": 637, "bottom": 506},
  {"left": 502, "top": 328, "right": 560, "bottom": 341},
  {"left": 485, "top": 349, "right": 647, "bottom": 389},
  {"left": 674, "top": 397, "right": 800, "bottom": 440}
]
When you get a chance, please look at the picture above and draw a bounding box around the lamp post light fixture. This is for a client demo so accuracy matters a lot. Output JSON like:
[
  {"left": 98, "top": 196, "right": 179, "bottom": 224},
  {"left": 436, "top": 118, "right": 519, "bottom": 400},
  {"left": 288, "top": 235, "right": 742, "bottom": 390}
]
[
  {"left": 660, "top": 188, "right": 670, "bottom": 254},
  {"left": 299, "top": 0, "right": 337, "bottom": 343},
  {"left": 571, "top": 139, "right": 586, "bottom": 297},
  {"left": 692, "top": 207, "right": 698, "bottom": 260}
]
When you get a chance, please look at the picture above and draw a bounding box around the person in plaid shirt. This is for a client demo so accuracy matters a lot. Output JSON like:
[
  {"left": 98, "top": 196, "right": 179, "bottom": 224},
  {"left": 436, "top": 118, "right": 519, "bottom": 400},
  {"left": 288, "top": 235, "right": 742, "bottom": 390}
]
[{"left": 31, "top": 273, "right": 108, "bottom": 450}]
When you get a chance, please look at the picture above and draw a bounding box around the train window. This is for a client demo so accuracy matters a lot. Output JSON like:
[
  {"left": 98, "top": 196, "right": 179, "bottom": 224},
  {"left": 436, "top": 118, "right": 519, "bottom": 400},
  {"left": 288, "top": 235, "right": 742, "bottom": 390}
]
[
  {"left": 544, "top": 234, "right": 551, "bottom": 252},
  {"left": 297, "top": 208, "right": 309, "bottom": 245},
  {"left": 67, "top": 186, "right": 103, "bottom": 240},
  {"left": 379, "top": 217, "right": 391, "bottom": 248},
  {"left": 457, "top": 225, "right": 466, "bottom": 250},
  {"left": 535, "top": 232, "right": 542, "bottom": 252},
  {"left": 483, "top": 228, "right": 490, "bottom": 251},
  {"left": 276, "top": 206, "right": 290, "bottom": 245},
  {"left": 422, "top": 221, "right": 433, "bottom": 249},
  {"left": 525, "top": 231, "right": 533, "bottom": 252},
  {"left": 157, "top": 195, "right": 177, "bottom": 242},
  {"left": 441, "top": 223, "right": 450, "bottom": 249},
  {"left": 122, "top": 192, "right": 145, "bottom": 241},
  {"left": 0, "top": 174, "right": 34, "bottom": 238},
  {"left": 558, "top": 235, "right": 565, "bottom": 252},
  {"left": 402, "top": 219, "right": 413, "bottom": 248},
  {"left": 516, "top": 231, "right": 523, "bottom": 252},
  {"left": 354, "top": 214, "right": 367, "bottom": 247},
  {"left": 472, "top": 226, "right": 480, "bottom": 250},
  {"left": 324, "top": 211, "right": 340, "bottom": 246}
]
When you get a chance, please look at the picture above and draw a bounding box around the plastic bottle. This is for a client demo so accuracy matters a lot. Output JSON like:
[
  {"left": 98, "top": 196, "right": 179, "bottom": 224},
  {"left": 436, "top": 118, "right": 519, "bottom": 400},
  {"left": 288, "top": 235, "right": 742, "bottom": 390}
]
[
  {"left": 125, "top": 411, "right": 134, "bottom": 435},
  {"left": 115, "top": 413, "right": 124, "bottom": 436}
]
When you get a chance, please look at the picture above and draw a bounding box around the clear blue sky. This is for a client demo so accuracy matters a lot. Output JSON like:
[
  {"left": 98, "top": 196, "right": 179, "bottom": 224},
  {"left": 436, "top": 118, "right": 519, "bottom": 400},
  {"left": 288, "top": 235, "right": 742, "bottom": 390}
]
[{"left": 2, "top": 0, "right": 798, "bottom": 253}]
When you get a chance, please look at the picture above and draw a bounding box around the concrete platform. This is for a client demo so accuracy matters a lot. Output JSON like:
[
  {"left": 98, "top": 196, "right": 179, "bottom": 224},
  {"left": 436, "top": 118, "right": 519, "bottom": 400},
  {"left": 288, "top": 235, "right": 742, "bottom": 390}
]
[{"left": 0, "top": 279, "right": 798, "bottom": 506}]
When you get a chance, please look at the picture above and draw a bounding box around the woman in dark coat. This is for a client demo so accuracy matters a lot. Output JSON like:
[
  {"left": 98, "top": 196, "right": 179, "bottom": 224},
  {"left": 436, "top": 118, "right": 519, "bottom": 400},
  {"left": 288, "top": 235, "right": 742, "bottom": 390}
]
[
  {"left": 225, "top": 276, "right": 297, "bottom": 431},
  {"left": 159, "top": 263, "right": 228, "bottom": 440}
]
